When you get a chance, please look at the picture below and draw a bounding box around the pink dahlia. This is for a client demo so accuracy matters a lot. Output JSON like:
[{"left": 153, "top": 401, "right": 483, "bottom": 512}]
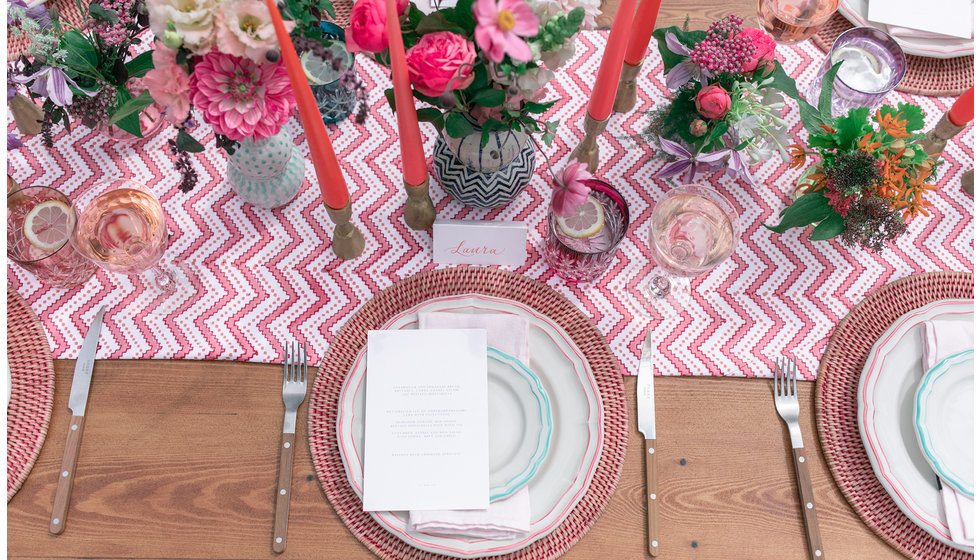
[
  {"left": 473, "top": 0, "right": 539, "bottom": 63},
  {"left": 189, "top": 51, "right": 296, "bottom": 141}
]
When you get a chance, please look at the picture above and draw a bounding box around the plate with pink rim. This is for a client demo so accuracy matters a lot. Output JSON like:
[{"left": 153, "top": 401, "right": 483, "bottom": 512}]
[
  {"left": 857, "top": 299, "right": 974, "bottom": 553},
  {"left": 336, "top": 294, "right": 603, "bottom": 558}
]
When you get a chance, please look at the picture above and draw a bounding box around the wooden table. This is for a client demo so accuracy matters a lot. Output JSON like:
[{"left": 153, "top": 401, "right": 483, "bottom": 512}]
[{"left": 7, "top": 360, "right": 903, "bottom": 559}]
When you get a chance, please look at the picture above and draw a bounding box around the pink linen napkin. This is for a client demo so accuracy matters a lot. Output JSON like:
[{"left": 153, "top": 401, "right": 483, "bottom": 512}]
[
  {"left": 920, "top": 318, "right": 974, "bottom": 547},
  {"left": 407, "top": 311, "right": 532, "bottom": 539}
]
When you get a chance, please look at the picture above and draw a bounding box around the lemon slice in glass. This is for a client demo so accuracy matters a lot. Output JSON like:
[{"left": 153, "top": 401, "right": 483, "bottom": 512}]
[
  {"left": 556, "top": 195, "right": 604, "bottom": 239},
  {"left": 23, "top": 199, "right": 73, "bottom": 251},
  {"left": 300, "top": 46, "right": 350, "bottom": 86}
]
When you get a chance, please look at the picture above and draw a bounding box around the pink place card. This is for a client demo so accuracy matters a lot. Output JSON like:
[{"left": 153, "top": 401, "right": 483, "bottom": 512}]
[{"left": 433, "top": 220, "right": 528, "bottom": 267}]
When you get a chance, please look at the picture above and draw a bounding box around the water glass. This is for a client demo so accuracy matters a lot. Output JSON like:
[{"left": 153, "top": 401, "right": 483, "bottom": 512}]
[
  {"left": 543, "top": 179, "right": 630, "bottom": 283},
  {"left": 757, "top": 0, "right": 839, "bottom": 44},
  {"left": 805, "top": 27, "right": 907, "bottom": 117},
  {"left": 7, "top": 186, "right": 97, "bottom": 289}
]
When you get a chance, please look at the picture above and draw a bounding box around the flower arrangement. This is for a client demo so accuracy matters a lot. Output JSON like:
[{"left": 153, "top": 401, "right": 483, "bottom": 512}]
[
  {"left": 346, "top": 0, "right": 588, "bottom": 146},
  {"left": 140, "top": 0, "right": 355, "bottom": 191},
  {"left": 766, "top": 95, "right": 938, "bottom": 252},
  {"left": 8, "top": 0, "right": 158, "bottom": 143},
  {"left": 642, "top": 15, "right": 802, "bottom": 184}
]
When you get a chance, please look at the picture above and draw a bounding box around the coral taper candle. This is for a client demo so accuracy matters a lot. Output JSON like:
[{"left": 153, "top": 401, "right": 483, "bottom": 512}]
[
  {"left": 385, "top": 0, "right": 428, "bottom": 186},
  {"left": 264, "top": 0, "right": 349, "bottom": 210},
  {"left": 586, "top": 0, "right": 638, "bottom": 121},
  {"left": 623, "top": 0, "right": 662, "bottom": 66},
  {"left": 949, "top": 86, "right": 974, "bottom": 126}
]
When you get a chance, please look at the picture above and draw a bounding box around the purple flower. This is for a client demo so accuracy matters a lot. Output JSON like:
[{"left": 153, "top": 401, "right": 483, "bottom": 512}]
[
  {"left": 8, "top": 133, "right": 23, "bottom": 150},
  {"left": 663, "top": 32, "right": 705, "bottom": 90},
  {"left": 11, "top": 66, "right": 89, "bottom": 106},
  {"left": 655, "top": 137, "right": 728, "bottom": 183},
  {"left": 717, "top": 134, "right": 755, "bottom": 185},
  {"left": 7, "top": 0, "right": 51, "bottom": 29}
]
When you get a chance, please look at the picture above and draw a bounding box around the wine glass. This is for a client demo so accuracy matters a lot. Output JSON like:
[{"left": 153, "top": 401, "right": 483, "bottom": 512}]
[
  {"left": 70, "top": 178, "right": 178, "bottom": 294},
  {"left": 757, "top": 0, "right": 839, "bottom": 44},
  {"left": 632, "top": 184, "right": 740, "bottom": 317}
]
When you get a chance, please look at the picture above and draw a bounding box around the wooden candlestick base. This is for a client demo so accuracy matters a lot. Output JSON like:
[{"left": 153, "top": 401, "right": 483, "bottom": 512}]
[
  {"left": 403, "top": 177, "right": 435, "bottom": 230},
  {"left": 325, "top": 199, "right": 366, "bottom": 260},
  {"left": 613, "top": 61, "right": 643, "bottom": 114},
  {"left": 962, "top": 169, "right": 974, "bottom": 197},
  {"left": 570, "top": 114, "right": 609, "bottom": 174}
]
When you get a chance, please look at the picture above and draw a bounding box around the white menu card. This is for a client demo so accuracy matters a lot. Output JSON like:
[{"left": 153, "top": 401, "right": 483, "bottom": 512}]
[
  {"left": 362, "top": 329, "right": 490, "bottom": 512},
  {"left": 867, "top": 0, "right": 973, "bottom": 39}
]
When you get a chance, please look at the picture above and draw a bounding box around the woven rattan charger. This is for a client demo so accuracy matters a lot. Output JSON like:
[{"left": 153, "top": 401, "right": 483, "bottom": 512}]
[
  {"left": 6, "top": 284, "right": 57, "bottom": 502},
  {"left": 816, "top": 271, "right": 974, "bottom": 560},
  {"left": 307, "top": 267, "right": 628, "bottom": 560}
]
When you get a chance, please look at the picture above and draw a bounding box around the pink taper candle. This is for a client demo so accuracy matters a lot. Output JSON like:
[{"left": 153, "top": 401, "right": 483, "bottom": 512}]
[
  {"left": 949, "top": 86, "right": 974, "bottom": 127},
  {"left": 385, "top": 0, "right": 428, "bottom": 186},
  {"left": 263, "top": 0, "right": 349, "bottom": 210},
  {"left": 623, "top": 0, "right": 662, "bottom": 66},
  {"left": 586, "top": 0, "right": 638, "bottom": 121}
]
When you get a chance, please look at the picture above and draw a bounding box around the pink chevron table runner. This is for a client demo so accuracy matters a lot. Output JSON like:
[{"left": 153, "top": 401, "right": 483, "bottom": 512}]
[{"left": 6, "top": 31, "right": 974, "bottom": 380}]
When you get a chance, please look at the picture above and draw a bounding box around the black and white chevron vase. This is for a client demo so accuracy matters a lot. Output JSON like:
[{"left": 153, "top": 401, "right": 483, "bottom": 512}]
[{"left": 433, "top": 133, "right": 536, "bottom": 209}]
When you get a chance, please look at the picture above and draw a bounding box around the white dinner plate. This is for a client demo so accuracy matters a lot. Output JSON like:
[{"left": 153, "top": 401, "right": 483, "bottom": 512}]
[
  {"left": 486, "top": 347, "right": 553, "bottom": 501},
  {"left": 857, "top": 299, "right": 974, "bottom": 553},
  {"left": 838, "top": 0, "right": 975, "bottom": 58},
  {"left": 337, "top": 294, "right": 603, "bottom": 558},
  {"left": 914, "top": 349, "right": 974, "bottom": 496}
]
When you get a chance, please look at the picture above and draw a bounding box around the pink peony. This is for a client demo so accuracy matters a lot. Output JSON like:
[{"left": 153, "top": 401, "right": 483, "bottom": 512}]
[
  {"left": 405, "top": 31, "right": 477, "bottom": 97},
  {"left": 739, "top": 27, "right": 776, "bottom": 73},
  {"left": 189, "top": 52, "right": 296, "bottom": 141},
  {"left": 695, "top": 84, "right": 731, "bottom": 120},
  {"left": 346, "top": 0, "right": 409, "bottom": 54},
  {"left": 215, "top": 0, "right": 292, "bottom": 64},
  {"left": 144, "top": 41, "right": 192, "bottom": 124},
  {"left": 551, "top": 160, "right": 591, "bottom": 216},
  {"left": 473, "top": 0, "right": 539, "bottom": 63}
]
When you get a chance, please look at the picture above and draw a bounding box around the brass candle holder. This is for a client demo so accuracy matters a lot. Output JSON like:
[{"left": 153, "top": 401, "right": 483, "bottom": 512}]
[
  {"left": 914, "top": 111, "right": 969, "bottom": 157},
  {"left": 569, "top": 113, "right": 609, "bottom": 174},
  {"left": 325, "top": 198, "right": 366, "bottom": 260},
  {"left": 613, "top": 61, "right": 643, "bottom": 114},
  {"left": 403, "top": 177, "right": 436, "bottom": 230}
]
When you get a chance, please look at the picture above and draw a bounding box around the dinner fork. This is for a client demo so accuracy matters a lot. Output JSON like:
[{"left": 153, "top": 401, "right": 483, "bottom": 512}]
[
  {"left": 273, "top": 342, "right": 308, "bottom": 553},
  {"left": 774, "top": 356, "right": 824, "bottom": 560}
]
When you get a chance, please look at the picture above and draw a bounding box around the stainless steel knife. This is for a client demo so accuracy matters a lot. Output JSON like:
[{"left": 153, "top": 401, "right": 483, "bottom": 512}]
[
  {"left": 50, "top": 306, "right": 105, "bottom": 535},
  {"left": 637, "top": 330, "right": 659, "bottom": 556}
]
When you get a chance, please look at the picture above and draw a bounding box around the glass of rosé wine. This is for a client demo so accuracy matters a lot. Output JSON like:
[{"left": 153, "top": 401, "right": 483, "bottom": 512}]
[
  {"left": 758, "top": 0, "right": 839, "bottom": 44},
  {"left": 631, "top": 184, "right": 740, "bottom": 317},
  {"left": 70, "top": 178, "right": 179, "bottom": 294}
]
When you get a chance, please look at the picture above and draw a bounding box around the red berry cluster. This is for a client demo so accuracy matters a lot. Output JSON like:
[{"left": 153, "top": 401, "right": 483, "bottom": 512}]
[
  {"left": 689, "top": 15, "right": 754, "bottom": 77},
  {"left": 68, "top": 83, "right": 118, "bottom": 128},
  {"left": 90, "top": 0, "right": 134, "bottom": 46}
]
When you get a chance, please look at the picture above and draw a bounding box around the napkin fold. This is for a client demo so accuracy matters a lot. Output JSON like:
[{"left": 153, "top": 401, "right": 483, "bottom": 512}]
[
  {"left": 407, "top": 311, "right": 532, "bottom": 540},
  {"left": 920, "top": 318, "right": 974, "bottom": 547}
]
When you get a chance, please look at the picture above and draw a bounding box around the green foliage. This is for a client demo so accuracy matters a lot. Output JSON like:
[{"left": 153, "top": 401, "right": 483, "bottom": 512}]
[
  {"left": 124, "top": 51, "right": 154, "bottom": 78},
  {"left": 108, "top": 89, "right": 154, "bottom": 126},
  {"left": 176, "top": 130, "right": 205, "bottom": 153},
  {"left": 765, "top": 192, "right": 834, "bottom": 234},
  {"left": 445, "top": 112, "right": 476, "bottom": 138}
]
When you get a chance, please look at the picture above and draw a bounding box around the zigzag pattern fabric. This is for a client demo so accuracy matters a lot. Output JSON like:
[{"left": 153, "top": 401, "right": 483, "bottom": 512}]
[
  {"left": 6, "top": 31, "right": 974, "bottom": 379},
  {"left": 432, "top": 137, "right": 537, "bottom": 208}
]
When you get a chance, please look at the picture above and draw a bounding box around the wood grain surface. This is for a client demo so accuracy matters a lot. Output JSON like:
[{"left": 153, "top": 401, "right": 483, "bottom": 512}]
[{"left": 7, "top": 359, "right": 904, "bottom": 560}]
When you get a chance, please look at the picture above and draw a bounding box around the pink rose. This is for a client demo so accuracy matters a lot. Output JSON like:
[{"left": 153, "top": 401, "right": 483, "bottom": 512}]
[
  {"left": 695, "top": 84, "right": 731, "bottom": 120},
  {"left": 345, "top": 0, "right": 409, "bottom": 54},
  {"left": 739, "top": 27, "right": 776, "bottom": 73},
  {"left": 405, "top": 31, "right": 476, "bottom": 98}
]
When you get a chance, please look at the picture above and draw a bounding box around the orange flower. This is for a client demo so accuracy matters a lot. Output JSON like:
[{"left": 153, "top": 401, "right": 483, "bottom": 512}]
[
  {"left": 857, "top": 132, "right": 883, "bottom": 153},
  {"left": 800, "top": 168, "right": 827, "bottom": 193},
  {"left": 788, "top": 144, "right": 809, "bottom": 170},
  {"left": 818, "top": 124, "right": 836, "bottom": 135},
  {"left": 876, "top": 109, "right": 912, "bottom": 139}
]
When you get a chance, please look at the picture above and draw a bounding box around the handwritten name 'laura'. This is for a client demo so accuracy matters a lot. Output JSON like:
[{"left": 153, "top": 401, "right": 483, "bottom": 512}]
[{"left": 448, "top": 241, "right": 503, "bottom": 256}]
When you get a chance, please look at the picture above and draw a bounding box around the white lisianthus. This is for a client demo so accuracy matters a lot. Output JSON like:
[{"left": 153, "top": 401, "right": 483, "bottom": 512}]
[
  {"left": 215, "top": 0, "right": 292, "bottom": 64},
  {"left": 147, "top": 0, "right": 217, "bottom": 54},
  {"left": 515, "top": 66, "right": 555, "bottom": 100}
]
